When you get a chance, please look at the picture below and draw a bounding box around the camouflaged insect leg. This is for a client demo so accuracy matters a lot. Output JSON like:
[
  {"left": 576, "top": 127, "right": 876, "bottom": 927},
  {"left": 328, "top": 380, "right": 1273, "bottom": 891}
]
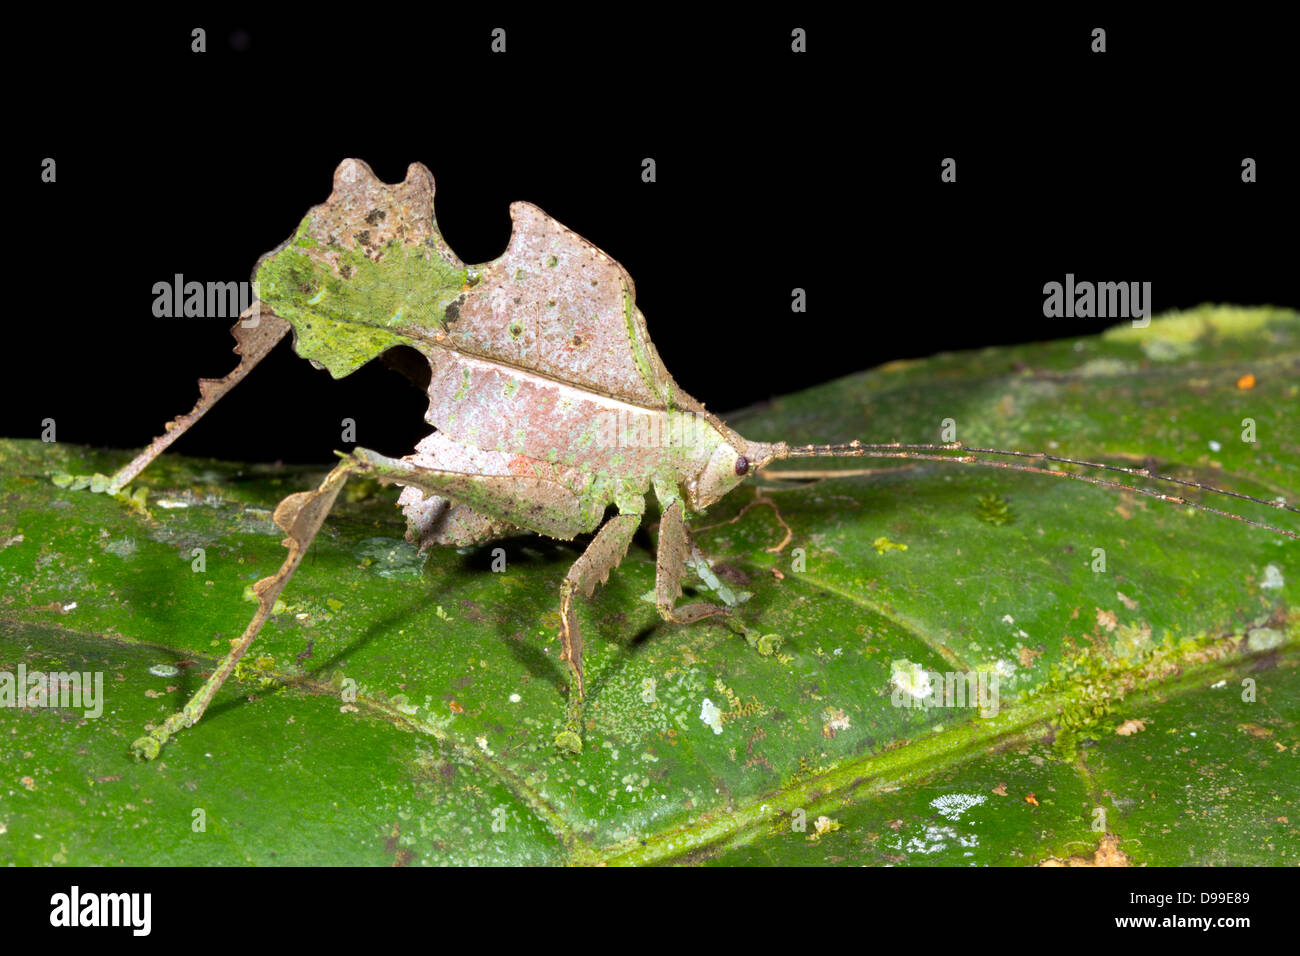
[
  {"left": 130, "top": 458, "right": 354, "bottom": 760},
  {"left": 108, "top": 308, "right": 290, "bottom": 493},
  {"left": 654, "top": 499, "right": 731, "bottom": 626},
  {"left": 552, "top": 513, "right": 641, "bottom": 753}
]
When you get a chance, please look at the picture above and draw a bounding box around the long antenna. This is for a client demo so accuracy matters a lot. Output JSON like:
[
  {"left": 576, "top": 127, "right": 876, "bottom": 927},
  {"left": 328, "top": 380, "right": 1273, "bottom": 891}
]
[{"left": 775, "top": 440, "right": 1299, "bottom": 540}]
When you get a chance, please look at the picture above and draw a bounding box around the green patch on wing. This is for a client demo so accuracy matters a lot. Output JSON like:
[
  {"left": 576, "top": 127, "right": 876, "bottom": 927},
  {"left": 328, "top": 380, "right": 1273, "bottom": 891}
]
[{"left": 255, "top": 216, "right": 467, "bottom": 378}]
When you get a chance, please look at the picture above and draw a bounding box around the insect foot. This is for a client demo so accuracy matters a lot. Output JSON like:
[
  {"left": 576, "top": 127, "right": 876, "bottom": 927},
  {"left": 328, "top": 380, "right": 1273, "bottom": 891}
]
[
  {"left": 553, "top": 696, "right": 585, "bottom": 756},
  {"left": 553, "top": 733, "right": 583, "bottom": 755},
  {"left": 552, "top": 667, "right": 584, "bottom": 755},
  {"left": 49, "top": 471, "right": 151, "bottom": 516},
  {"left": 128, "top": 459, "right": 356, "bottom": 759},
  {"left": 130, "top": 704, "right": 201, "bottom": 761}
]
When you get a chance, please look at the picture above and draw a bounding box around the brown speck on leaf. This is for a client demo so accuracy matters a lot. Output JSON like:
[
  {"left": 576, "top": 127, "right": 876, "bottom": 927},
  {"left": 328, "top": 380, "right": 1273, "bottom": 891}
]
[
  {"left": 1039, "top": 834, "right": 1130, "bottom": 867},
  {"left": 1115, "top": 718, "right": 1147, "bottom": 736},
  {"left": 458, "top": 599, "right": 486, "bottom": 623},
  {"left": 448, "top": 700, "right": 465, "bottom": 714},
  {"left": 992, "top": 782, "right": 1008, "bottom": 796},
  {"left": 1018, "top": 646, "right": 1043, "bottom": 667},
  {"left": 1096, "top": 608, "right": 1118, "bottom": 632},
  {"left": 1237, "top": 722, "right": 1273, "bottom": 739},
  {"left": 822, "top": 707, "right": 850, "bottom": 738},
  {"left": 384, "top": 823, "right": 414, "bottom": 867}
]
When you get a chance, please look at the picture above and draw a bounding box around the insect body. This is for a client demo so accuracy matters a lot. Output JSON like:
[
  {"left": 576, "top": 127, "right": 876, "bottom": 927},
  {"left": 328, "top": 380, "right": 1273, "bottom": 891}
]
[
  {"left": 125, "top": 159, "right": 788, "bottom": 757},
  {"left": 117, "top": 160, "right": 1297, "bottom": 759}
]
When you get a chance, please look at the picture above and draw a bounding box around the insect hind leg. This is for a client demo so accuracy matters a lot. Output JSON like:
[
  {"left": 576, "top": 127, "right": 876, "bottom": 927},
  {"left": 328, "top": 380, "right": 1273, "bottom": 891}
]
[{"left": 130, "top": 458, "right": 354, "bottom": 759}]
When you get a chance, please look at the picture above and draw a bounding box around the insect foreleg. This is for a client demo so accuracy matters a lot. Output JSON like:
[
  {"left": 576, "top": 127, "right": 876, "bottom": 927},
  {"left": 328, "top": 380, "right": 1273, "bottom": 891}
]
[
  {"left": 655, "top": 500, "right": 731, "bottom": 626},
  {"left": 130, "top": 457, "right": 354, "bottom": 759}
]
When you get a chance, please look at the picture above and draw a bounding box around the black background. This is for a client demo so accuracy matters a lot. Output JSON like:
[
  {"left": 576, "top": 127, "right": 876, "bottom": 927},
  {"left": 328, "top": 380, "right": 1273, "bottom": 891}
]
[{"left": 11, "top": 10, "right": 1296, "bottom": 464}]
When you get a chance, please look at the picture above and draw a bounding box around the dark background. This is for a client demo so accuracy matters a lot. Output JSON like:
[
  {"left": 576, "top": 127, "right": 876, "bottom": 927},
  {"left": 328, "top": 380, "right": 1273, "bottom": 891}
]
[{"left": 11, "top": 10, "right": 1296, "bottom": 463}]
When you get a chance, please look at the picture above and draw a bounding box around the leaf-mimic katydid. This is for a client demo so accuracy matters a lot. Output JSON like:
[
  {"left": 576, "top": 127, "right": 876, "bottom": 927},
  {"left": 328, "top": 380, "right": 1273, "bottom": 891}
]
[{"left": 108, "top": 160, "right": 1296, "bottom": 759}]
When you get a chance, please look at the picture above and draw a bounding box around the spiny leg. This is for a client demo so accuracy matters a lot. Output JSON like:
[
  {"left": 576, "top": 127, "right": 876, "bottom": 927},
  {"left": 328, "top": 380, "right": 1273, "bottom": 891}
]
[
  {"left": 655, "top": 499, "right": 730, "bottom": 626},
  {"left": 109, "top": 308, "right": 289, "bottom": 493},
  {"left": 554, "top": 513, "right": 641, "bottom": 753},
  {"left": 130, "top": 458, "right": 353, "bottom": 759}
]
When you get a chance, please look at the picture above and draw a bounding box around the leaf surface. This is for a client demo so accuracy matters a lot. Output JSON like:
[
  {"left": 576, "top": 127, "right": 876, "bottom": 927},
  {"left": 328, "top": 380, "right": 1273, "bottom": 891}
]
[{"left": 1, "top": 305, "right": 1296, "bottom": 865}]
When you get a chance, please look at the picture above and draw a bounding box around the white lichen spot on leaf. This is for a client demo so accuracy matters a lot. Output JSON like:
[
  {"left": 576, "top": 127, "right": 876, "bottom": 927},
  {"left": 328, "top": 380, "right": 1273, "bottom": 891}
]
[{"left": 699, "top": 698, "right": 724, "bottom": 735}]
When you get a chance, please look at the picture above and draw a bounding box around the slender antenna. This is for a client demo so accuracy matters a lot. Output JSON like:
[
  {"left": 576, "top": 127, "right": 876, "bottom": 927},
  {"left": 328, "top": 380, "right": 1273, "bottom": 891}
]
[
  {"left": 862, "top": 443, "right": 1298, "bottom": 514},
  {"left": 776, "top": 440, "right": 1299, "bottom": 540}
]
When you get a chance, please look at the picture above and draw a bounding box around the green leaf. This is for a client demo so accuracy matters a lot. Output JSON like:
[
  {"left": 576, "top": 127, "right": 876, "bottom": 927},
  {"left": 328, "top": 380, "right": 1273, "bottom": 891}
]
[{"left": 1, "top": 305, "right": 1297, "bottom": 865}]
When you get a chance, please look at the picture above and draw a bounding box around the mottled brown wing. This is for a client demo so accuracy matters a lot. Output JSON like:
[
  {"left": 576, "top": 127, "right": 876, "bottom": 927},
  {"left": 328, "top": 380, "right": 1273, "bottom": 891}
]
[
  {"left": 257, "top": 160, "right": 689, "bottom": 410},
  {"left": 442, "top": 200, "right": 684, "bottom": 410}
]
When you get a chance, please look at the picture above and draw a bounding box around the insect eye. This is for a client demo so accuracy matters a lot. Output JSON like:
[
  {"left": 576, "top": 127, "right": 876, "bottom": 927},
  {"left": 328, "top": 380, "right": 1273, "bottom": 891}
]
[{"left": 734, "top": 456, "right": 749, "bottom": 476}]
